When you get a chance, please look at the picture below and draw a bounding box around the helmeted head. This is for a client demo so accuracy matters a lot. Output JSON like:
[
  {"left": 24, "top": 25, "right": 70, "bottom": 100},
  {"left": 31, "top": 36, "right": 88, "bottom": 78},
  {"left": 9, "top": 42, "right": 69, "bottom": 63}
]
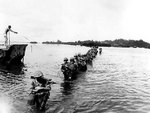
[
  {"left": 74, "top": 54, "right": 78, "bottom": 58},
  {"left": 80, "top": 57, "right": 84, "bottom": 61},
  {"left": 64, "top": 57, "right": 68, "bottom": 62},
  {"left": 8, "top": 25, "right": 11, "bottom": 29},
  {"left": 78, "top": 53, "right": 81, "bottom": 57},
  {"left": 70, "top": 57, "right": 75, "bottom": 62},
  {"left": 33, "top": 70, "right": 44, "bottom": 78}
]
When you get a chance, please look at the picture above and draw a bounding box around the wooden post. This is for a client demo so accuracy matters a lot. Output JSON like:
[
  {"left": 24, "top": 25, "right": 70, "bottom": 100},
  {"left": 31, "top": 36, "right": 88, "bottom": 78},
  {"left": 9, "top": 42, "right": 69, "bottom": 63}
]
[{"left": 22, "top": 57, "right": 24, "bottom": 63}]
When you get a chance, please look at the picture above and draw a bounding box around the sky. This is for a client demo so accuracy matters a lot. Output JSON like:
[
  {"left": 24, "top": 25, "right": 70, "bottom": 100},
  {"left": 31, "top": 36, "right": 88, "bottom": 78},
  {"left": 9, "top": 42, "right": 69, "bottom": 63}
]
[{"left": 0, "top": 0, "right": 150, "bottom": 43}]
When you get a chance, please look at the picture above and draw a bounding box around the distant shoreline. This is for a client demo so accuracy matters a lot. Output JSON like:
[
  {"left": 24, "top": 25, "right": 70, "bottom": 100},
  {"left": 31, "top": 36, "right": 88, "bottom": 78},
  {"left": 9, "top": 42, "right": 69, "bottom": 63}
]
[{"left": 40, "top": 39, "right": 150, "bottom": 49}]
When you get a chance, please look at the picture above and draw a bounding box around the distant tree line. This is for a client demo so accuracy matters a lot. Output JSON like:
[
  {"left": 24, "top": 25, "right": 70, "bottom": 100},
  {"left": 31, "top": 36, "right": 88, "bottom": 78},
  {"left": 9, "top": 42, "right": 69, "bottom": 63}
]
[
  {"left": 42, "top": 39, "right": 150, "bottom": 49},
  {"left": 102, "top": 39, "right": 150, "bottom": 48},
  {"left": 76, "top": 40, "right": 111, "bottom": 47},
  {"left": 30, "top": 41, "right": 38, "bottom": 44},
  {"left": 42, "top": 40, "right": 111, "bottom": 47}
]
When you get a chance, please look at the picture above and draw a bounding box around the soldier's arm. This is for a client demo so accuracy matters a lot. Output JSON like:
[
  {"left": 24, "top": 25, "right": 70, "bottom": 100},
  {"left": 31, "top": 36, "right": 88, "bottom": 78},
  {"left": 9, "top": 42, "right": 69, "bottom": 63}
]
[{"left": 9, "top": 29, "right": 18, "bottom": 34}]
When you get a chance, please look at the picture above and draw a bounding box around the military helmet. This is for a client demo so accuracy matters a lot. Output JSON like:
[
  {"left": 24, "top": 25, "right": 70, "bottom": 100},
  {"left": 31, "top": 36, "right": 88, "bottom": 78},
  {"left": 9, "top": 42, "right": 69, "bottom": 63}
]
[
  {"left": 64, "top": 57, "right": 68, "bottom": 61},
  {"left": 70, "top": 57, "right": 75, "bottom": 62},
  {"left": 33, "top": 71, "right": 44, "bottom": 78},
  {"left": 74, "top": 54, "right": 78, "bottom": 58}
]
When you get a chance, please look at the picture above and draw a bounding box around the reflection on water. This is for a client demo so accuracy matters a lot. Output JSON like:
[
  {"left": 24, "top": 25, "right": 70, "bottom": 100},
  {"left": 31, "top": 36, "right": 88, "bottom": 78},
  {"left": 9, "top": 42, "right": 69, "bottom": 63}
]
[
  {"left": 0, "top": 62, "right": 25, "bottom": 75},
  {"left": 1, "top": 45, "right": 150, "bottom": 113},
  {"left": 61, "top": 82, "right": 75, "bottom": 96}
]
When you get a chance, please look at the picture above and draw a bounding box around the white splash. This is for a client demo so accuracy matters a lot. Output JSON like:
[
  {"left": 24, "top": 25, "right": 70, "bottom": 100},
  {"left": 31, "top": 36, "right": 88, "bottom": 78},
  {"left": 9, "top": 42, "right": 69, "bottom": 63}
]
[{"left": 0, "top": 97, "right": 12, "bottom": 113}]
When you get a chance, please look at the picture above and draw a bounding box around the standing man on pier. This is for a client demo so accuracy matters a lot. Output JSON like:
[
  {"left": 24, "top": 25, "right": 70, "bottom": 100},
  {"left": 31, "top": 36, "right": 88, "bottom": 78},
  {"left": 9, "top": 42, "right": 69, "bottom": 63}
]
[{"left": 4, "top": 25, "right": 18, "bottom": 47}]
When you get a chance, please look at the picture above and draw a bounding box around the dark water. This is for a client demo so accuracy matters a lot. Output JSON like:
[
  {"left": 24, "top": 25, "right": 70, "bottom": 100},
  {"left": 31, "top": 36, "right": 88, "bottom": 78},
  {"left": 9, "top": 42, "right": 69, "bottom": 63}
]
[{"left": 1, "top": 44, "right": 150, "bottom": 113}]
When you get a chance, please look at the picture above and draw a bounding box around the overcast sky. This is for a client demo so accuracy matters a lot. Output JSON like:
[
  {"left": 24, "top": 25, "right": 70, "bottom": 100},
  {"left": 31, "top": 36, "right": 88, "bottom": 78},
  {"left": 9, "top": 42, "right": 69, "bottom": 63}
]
[{"left": 0, "top": 0, "right": 150, "bottom": 42}]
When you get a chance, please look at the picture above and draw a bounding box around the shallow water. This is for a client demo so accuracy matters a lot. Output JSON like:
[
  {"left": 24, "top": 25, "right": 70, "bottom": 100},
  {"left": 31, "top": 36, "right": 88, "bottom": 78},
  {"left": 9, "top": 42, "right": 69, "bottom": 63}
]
[{"left": 1, "top": 44, "right": 150, "bottom": 113}]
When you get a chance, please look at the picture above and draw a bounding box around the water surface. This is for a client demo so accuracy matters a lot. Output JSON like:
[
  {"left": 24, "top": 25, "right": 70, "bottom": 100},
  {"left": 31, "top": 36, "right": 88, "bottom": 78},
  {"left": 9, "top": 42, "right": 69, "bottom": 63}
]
[{"left": 1, "top": 44, "right": 150, "bottom": 113}]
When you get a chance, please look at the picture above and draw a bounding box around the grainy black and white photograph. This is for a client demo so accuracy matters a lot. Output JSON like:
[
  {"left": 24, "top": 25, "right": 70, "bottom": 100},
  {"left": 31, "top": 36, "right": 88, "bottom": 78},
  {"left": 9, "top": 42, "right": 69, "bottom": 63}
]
[{"left": 1, "top": 0, "right": 150, "bottom": 113}]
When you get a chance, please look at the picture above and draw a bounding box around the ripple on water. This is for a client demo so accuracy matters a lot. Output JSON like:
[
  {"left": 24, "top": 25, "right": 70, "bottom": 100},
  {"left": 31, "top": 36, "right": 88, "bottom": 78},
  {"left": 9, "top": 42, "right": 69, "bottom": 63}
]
[{"left": 1, "top": 46, "right": 150, "bottom": 113}]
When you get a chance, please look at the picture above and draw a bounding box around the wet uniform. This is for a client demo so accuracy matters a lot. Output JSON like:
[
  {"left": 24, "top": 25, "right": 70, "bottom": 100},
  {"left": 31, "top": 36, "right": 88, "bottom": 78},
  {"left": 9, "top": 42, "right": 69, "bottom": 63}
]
[{"left": 31, "top": 77, "right": 51, "bottom": 109}]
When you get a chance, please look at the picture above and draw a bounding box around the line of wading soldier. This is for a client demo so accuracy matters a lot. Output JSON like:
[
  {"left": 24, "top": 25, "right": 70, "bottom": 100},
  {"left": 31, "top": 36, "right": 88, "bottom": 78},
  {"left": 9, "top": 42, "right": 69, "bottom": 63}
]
[
  {"left": 28, "top": 47, "right": 99, "bottom": 110},
  {"left": 61, "top": 47, "right": 98, "bottom": 80}
]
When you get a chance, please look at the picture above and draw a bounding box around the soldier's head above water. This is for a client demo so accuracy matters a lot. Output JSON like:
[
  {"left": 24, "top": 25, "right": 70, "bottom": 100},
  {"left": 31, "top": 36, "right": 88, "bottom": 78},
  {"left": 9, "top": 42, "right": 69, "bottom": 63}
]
[
  {"left": 70, "top": 57, "right": 75, "bottom": 63},
  {"left": 31, "top": 70, "right": 44, "bottom": 79},
  {"left": 64, "top": 57, "right": 68, "bottom": 62}
]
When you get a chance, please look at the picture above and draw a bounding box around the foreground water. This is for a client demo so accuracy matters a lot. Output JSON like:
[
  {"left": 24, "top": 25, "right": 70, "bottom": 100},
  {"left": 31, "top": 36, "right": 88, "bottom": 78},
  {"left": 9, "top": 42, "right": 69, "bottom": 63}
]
[{"left": 1, "top": 44, "right": 150, "bottom": 113}]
